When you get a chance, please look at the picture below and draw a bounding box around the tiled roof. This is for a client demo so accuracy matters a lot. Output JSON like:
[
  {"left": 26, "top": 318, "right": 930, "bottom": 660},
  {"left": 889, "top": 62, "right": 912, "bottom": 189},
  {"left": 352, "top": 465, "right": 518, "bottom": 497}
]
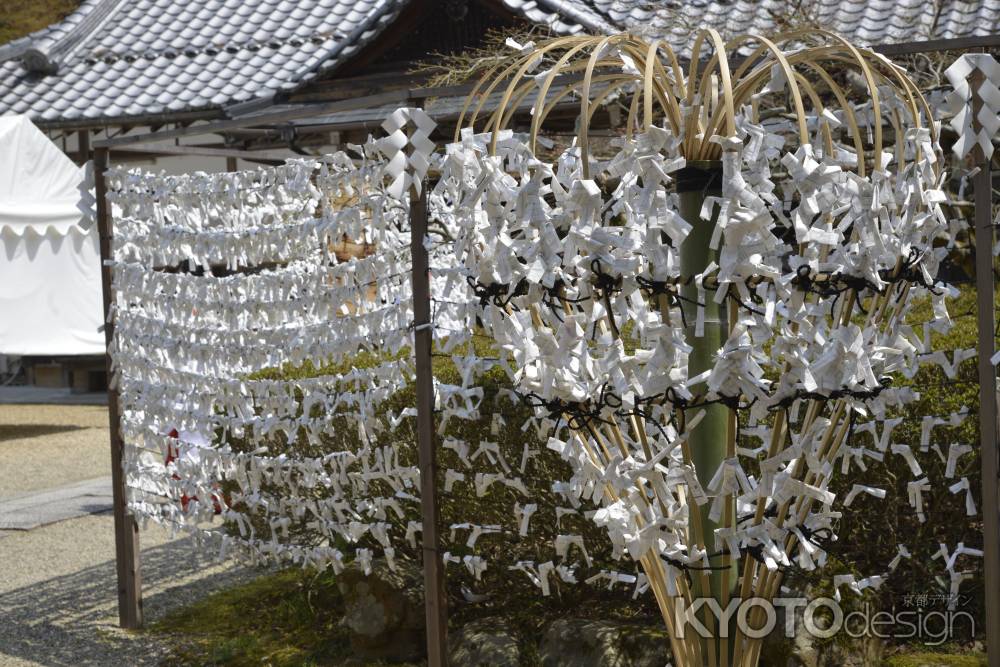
[
  {"left": 3, "top": 0, "right": 998, "bottom": 126},
  {"left": 0, "top": 0, "right": 409, "bottom": 125},
  {"left": 501, "top": 0, "right": 1000, "bottom": 53}
]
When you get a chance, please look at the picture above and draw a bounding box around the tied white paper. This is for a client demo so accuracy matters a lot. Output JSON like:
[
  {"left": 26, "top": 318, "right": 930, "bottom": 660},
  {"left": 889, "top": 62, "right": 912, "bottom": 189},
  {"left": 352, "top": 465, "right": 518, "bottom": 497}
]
[
  {"left": 377, "top": 107, "right": 437, "bottom": 199},
  {"left": 107, "top": 44, "right": 980, "bottom": 612},
  {"left": 944, "top": 54, "right": 1000, "bottom": 160},
  {"left": 110, "top": 109, "right": 442, "bottom": 575},
  {"left": 425, "top": 39, "right": 970, "bottom": 605}
]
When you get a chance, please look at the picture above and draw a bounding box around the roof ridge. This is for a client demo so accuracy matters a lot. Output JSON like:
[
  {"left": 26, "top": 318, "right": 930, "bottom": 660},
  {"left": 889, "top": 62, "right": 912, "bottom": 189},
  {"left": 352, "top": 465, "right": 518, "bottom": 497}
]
[
  {"left": 0, "top": 0, "right": 128, "bottom": 73},
  {"left": 47, "top": 0, "right": 130, "bottom": 70},
  {"left": 83, "top": 25, "right": 346, "bottom": 64},
  {"left": 0, "top": 0, "right": 100, "bottom": 64}
]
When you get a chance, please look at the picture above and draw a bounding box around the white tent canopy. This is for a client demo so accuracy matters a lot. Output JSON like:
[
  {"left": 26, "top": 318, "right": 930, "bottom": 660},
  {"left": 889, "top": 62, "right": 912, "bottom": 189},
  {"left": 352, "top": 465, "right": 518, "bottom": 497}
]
[{"left": 0, "top": 115, "right": 104, "bottom": 356}]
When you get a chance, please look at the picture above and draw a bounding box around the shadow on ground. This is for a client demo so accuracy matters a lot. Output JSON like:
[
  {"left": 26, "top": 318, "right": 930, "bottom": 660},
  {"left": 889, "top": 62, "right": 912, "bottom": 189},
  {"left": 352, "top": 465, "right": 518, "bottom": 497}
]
[
  {"left": 0, "top": 537, "right": 257, "bottom": 666},
  {"left": 0, "top": 423, "right": 85, "bottom": 441}
]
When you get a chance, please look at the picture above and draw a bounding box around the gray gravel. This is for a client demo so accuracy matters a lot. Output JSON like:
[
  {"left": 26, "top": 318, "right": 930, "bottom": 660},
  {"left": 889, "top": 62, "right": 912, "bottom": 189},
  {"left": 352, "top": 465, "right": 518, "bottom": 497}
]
[
  {"left": 0, "top": 404, "right": 111, "bottom": 497},
  {"left": 0, "top": 515, "right": 258, "bottom": 666},
  {"left": 0, "top": 387, "right": 107, "bottom": 406},
  {"left": 0, "top": 477, "right": 113, "bottom": 530},
  {"left": 0, "top": 404, "right": 261, "bottom": 666}
]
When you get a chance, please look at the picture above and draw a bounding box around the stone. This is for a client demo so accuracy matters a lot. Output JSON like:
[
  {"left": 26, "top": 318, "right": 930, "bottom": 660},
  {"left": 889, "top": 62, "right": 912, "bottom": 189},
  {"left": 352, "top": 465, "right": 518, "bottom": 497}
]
[
  {"left": 449, "top": 618, "right": 520, "bottom": 666},
  {"left": 815, "top": 636, "right": 885, "bottom": 667},
  {"left": 758, "top": 585, "right": 886, "bottom": 667},
  {"left": 337, "top": 560, "right": 425, "bottom": 662},
  {"left": 539, "top": 618, "right": 671, "bottom": 667}
]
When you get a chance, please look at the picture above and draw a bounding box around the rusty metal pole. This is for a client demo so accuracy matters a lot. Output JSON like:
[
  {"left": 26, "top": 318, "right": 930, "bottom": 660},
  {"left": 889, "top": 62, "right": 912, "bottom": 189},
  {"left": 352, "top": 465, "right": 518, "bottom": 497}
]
[
  {"left": 410, "top": 182, "right": 449, "bottom": 665},
  {"left": 94, "top": 147, "right": 144, "bottom": 629},
  {"left": 970, "top": 65, "right": 1000, "bottom": 667}
]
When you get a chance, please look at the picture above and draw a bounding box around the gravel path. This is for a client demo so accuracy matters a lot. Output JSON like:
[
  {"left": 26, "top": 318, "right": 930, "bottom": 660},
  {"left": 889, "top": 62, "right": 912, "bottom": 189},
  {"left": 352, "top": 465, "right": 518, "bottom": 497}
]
[
  {"left": 0, "top": 515, "right": 258, "bottom": 667},
  {"left": 0, "top": 404, "right": 111, "bottom": 497},
  {"left": 0, "top": 404, "right": 260, "bottom": 666}
]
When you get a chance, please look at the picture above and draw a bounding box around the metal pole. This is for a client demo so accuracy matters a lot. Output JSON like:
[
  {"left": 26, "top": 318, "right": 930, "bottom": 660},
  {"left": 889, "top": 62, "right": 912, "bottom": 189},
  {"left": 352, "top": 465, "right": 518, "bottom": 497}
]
[
  {"left": 94, "top": 147, "right": 144, "bottom": 629},
  {"left": 410, "top": 183, "right": 449, "bottom": 665}
]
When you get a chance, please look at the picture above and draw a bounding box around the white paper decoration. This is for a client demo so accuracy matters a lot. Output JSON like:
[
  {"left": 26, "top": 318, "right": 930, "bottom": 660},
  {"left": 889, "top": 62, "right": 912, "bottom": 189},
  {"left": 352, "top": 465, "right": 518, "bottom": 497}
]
[{"left": 945, "top": 53, "right": 1000, "bottom": 160}]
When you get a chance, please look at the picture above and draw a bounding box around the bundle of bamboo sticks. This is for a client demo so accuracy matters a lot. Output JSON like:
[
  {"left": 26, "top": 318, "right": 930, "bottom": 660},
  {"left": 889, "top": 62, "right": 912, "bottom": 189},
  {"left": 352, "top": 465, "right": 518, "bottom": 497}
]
[{"left": 446, "top": 30, "right": 941, "bottom": 667}]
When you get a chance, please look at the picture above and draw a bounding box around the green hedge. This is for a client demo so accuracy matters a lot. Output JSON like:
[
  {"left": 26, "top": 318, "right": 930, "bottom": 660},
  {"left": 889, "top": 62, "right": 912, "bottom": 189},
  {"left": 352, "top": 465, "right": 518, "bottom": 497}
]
[
  {"left": 238, "top": 336, "right": 660, "bottom": 627},
  {"left": 788, "top": 284, "right": 988, "bottom": 640},
  {"left": 230, "top": 284, "right": 991, "bottom": 644}
]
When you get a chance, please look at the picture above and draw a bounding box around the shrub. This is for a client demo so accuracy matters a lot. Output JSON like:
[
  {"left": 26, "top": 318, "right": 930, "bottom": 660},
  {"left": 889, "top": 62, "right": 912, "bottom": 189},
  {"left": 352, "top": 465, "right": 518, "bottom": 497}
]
[
  {"left": 224, "top": 284, "right": 990, "bottom": 643},
  {"left": 233, "top": 335, "right": 660, "bottom": 626}
]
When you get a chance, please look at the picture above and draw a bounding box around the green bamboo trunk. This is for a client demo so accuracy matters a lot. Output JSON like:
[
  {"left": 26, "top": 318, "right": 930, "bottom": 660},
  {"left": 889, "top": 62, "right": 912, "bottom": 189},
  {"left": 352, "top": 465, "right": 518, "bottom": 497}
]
[{"left": 677, "top": 162, "right": 737, "bottom": 664}]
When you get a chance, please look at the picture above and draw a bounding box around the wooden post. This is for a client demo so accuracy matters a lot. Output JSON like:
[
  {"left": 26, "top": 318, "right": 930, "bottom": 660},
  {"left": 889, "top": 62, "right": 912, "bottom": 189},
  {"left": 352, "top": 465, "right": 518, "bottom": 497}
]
[
  {"left": 971, "top": 65, "right": 1000, "bottom": 667},
  {"left": 76, "top": 129, "right": 90, "bottom": 167},
  {"left": 94, "top": 147, "right": 144, "bottom": 629},
  {"left": 410, "top": 182, "right": 449, "bottom": 665},
  {"left": 972, "top": 69, "right": 1000, "bottom": 667}
]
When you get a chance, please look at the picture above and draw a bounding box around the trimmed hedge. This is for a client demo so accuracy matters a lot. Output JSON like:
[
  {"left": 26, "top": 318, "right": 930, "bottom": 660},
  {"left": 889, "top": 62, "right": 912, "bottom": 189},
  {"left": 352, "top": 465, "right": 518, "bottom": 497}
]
[{"left": 231, "top": 284, "right": 991, "bottom": 643}]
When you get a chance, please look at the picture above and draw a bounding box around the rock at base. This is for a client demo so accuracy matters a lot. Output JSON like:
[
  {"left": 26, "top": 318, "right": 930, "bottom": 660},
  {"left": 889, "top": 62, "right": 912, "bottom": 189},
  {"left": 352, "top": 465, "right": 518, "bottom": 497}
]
[
  {"left": 450, "top": 618, "right": 520, "bottom": 666},
  {"left": 337, "top": 560, "right": 425, "bottom": 662},
  {"left": 539, "top": 618, "right": 671, "bottom": 667}
]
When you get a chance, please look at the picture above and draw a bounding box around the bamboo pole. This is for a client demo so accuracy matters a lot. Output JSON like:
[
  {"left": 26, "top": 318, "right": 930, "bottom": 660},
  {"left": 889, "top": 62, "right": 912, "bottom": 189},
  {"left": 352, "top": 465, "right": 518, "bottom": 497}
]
[{"left": 677, "top": 161, "right": 736, "bottom": 665}]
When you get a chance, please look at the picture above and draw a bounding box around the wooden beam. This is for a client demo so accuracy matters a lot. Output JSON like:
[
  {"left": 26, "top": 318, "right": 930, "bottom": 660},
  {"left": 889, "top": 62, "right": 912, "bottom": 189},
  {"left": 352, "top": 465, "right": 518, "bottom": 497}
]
[
  {"left": 94, "top": 147, "right": 144, "bottom": 630},
  {"left": 75, "top": 129, "right": 90, "bottom": 166},
  {"left": 874, "top": 34, "right": 1000, "bottom": 56},
  {"left": 91, "top": 74, "right": 593, "bottom": 151},
  {"left": 288, "top": 71, "right": 426, "bottom": 103},
  {"left": 93, "top": 90, "right": 413, "bottom": 149},
  {"left": 108, "top": 144, "right": 292, "bottom": 161}
]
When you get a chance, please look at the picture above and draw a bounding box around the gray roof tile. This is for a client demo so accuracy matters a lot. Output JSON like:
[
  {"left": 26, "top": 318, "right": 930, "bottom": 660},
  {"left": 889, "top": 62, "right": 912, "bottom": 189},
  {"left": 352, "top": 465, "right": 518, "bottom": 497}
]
[
  {"left": 501, "top": 0, "right": 1000, "bottom": 54},
  {"left": 5, "top": 0, "right": 999, "bottom": 125},
  {"left": 0, "top": 0, "right": 410, "bottom": 124}
]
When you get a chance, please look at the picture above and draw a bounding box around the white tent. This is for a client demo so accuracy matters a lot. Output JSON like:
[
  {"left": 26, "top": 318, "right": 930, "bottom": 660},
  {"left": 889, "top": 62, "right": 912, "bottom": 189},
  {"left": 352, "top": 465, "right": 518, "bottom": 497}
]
[{"left": 0, "top": 115, "right": 104, "bottom": 356}]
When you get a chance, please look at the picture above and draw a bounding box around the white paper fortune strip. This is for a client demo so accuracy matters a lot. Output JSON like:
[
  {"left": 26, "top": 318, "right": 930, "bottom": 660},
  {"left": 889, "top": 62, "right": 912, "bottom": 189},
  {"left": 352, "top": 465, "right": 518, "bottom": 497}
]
[
  {"left": 377, "top": 107, "right": 437, "bottom": 199},
  {"left": 945, "top": 53, "right": 1000, "bottom": 160}
]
